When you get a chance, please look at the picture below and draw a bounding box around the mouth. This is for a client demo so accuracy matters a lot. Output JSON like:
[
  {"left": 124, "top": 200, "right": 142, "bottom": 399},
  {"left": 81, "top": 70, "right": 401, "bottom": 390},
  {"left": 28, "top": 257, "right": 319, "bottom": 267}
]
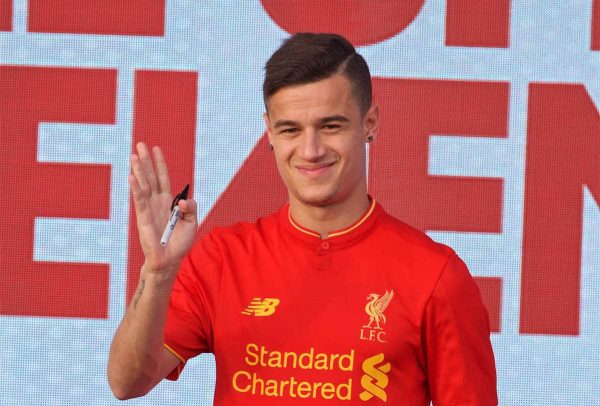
[{"left": 296, "top": 162, "right": 335, "bottom": 177}]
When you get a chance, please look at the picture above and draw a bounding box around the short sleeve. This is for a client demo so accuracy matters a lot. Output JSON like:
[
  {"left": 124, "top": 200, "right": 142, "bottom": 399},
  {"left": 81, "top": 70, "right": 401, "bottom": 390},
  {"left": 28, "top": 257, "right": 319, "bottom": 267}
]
[
  {"left": 423, "top": 254, "right": 498, "bottom": 405},
  {"left": 164, "top": 232, "right": 223, "bottom": 380}
]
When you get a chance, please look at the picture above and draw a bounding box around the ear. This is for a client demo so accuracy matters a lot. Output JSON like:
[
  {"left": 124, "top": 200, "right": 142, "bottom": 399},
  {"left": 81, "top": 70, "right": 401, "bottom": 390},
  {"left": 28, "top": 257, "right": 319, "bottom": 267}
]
[
  {"left": 363, "top": 105, "right": 379, "bottom": 142},
  {"left": 263, "top": 112, "right": 274, "bottom": 146}
]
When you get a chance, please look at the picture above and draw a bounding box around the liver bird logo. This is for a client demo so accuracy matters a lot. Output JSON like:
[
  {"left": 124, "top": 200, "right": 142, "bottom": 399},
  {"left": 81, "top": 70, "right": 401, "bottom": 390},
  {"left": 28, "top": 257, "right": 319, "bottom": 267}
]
[{"left": 363, "top": 290, "right": 394, "bottom": 330}]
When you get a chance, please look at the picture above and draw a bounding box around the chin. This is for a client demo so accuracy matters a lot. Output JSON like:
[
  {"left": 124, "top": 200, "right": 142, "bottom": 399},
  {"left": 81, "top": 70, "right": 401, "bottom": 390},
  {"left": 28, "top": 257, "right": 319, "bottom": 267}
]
[{"left": 294, "top": 188, "right": 340, "bottom": 207}]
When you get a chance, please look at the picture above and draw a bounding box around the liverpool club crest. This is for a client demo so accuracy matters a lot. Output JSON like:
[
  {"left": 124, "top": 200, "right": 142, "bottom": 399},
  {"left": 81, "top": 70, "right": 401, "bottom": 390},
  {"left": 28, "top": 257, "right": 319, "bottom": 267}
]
[{"left": 360, "top": 290, "right": 394, "bottom": 343}]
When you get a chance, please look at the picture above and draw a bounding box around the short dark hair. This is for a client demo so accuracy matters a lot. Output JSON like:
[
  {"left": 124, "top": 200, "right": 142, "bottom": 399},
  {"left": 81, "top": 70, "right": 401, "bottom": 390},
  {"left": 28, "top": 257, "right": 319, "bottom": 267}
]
[{"left": 263, "top": 33, "right": 372, "bottom": 114}]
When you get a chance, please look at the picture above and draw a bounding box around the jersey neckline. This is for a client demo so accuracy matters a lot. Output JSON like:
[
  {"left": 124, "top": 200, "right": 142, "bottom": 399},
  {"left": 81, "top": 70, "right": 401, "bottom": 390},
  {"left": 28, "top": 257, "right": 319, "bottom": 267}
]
[{"left": 279, "top": 197, "right": 382, "bottom": 248}]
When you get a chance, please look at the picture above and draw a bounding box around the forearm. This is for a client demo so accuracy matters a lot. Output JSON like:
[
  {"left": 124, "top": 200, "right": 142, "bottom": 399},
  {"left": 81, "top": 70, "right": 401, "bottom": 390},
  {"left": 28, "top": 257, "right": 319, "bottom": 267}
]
[
  {"left": 109, "top": 142, "right": 198, "bottom": 398},
  {"left": 107, "top": 264, "right": 177, "bottom": 399}
]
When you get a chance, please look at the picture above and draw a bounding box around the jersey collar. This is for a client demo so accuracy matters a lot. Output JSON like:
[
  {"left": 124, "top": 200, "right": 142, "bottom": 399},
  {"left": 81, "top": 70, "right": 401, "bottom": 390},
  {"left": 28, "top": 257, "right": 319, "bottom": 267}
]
[{"left": 281, "top": 197, "right": 381, "bottom": 247}]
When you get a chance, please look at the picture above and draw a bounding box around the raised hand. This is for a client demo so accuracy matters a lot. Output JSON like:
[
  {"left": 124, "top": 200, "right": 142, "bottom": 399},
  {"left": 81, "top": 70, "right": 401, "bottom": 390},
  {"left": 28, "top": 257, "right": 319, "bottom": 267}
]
[{"left": 128, "top": 142, "right": 198, "bottom": 274}]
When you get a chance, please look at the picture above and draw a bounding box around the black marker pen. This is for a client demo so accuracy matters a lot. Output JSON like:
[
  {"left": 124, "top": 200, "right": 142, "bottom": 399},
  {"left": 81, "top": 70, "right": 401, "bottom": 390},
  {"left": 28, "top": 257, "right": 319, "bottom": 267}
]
[{"left": 160, "top": 184, "right": 189, "bottom": 246}]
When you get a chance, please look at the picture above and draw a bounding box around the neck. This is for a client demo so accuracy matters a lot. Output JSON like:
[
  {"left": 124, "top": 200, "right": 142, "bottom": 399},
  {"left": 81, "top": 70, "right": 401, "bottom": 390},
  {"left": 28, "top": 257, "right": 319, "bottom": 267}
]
[{"left": 288, "top": 192, "right": 371, "bottom": 239}]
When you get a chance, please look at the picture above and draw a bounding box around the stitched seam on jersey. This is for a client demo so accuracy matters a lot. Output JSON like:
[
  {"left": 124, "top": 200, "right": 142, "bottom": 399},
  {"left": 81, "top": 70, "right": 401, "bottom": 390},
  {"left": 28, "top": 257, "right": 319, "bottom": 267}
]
[
  {"left": 194, "top": 266, "right": 214, "bottom": 353},
  {"left": 422, "top": 251, "right": 456, "bottom": 317},
  {"left": 212, "top": 231, "right": 226, "bottom": 355},
  {"left": 419, "top": 251, "right": 456, "bottom": 375},
  {"left": 187, "top": 231, "right": 221, "bottom": 355},
  {"left": 164, "top": 343, "right": 186, "bottom": 364}
]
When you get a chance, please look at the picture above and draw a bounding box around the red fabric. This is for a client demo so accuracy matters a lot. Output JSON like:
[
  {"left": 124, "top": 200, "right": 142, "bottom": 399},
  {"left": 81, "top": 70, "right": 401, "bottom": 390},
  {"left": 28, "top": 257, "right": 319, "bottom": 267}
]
[
  {"left": 164, "top": 201, "right": 497, "bottom": 405},
  {"left": 424, "top": 255, "right": 498, "bottom": 404}
]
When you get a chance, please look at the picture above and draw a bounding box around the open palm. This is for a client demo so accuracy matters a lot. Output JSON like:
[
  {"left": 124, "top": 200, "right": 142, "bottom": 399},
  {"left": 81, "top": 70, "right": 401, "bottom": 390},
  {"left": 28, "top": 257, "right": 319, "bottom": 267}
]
[{"left": 128, "top": 142, "right": 197, "bottom": 273}]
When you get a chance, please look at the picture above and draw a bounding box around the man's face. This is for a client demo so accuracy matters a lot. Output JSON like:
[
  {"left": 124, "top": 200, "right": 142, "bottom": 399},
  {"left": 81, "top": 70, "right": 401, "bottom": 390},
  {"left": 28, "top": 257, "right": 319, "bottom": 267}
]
[{"left": 264, "top": 74, "right": 378, "bottom": 208}]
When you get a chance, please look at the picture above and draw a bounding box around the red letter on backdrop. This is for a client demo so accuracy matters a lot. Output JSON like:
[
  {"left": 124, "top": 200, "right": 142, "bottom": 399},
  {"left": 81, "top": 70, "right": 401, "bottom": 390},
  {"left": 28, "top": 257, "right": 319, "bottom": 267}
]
[
  {"left": 520, "top": 84, "right": 600, "bottom": 335},
  {"left": 28, "top": 0, "right": 165, "bottom": 36},
  {"left": 127, "top": 70, "right": 198, "bottom": 303},
  {"left": 369, "top": 79, "right": 509, "bottom": 332},
  {"left": 0, "top": 66, "right": 114, "bottom": 318},
  {"left": 445, "top": 0, "right": 510, "bottom": 47},
  {"left": 260, "top": 0, "right": 425, "bottom": 46},
  {"left": 593, "top": 0, "right": 600, "bottom": 50},
  {"left": 197, "top": 135, "right": 288, "bottom": 237},
  {"left": 0, "top": 0, "right": 11, "bottom": 31}
]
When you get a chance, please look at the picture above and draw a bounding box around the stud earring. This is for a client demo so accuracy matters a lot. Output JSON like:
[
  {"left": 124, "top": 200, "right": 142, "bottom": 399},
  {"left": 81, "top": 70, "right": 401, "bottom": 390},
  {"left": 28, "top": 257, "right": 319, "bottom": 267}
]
[
  {"left": 268, "top": 144, "right": 274, "bottom": 150},
  {"left": 366, "top": 135, "right": 374, "bottom": 143}
]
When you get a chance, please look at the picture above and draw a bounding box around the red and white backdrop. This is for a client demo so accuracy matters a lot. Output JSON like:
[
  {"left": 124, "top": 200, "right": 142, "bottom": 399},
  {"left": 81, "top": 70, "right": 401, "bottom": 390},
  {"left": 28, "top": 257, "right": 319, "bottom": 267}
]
[{"left": 1, "top": 1, "right": 599, "bottom": 404}]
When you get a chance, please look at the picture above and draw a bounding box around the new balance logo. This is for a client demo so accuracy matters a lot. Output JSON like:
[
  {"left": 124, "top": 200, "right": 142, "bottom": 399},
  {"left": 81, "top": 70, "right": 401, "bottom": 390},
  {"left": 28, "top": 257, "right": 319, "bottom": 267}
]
[
  {"left": 241, "top": 298, "right": 280, "bottom": 316},
  {"left": 360, "top": 353, "right": 391, "bottom": 402}
]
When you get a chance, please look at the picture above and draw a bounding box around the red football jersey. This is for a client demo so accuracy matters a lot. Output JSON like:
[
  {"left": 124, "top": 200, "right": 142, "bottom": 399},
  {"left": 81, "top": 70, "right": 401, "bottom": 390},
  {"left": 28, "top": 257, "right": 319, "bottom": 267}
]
[{"left": 164, "top": 200, "right": 497, "bottom": 405}]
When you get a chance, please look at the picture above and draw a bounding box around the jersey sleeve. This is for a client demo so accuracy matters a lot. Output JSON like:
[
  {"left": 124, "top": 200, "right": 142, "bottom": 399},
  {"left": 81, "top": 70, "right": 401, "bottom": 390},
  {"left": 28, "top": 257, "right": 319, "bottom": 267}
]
[
  {"left": 164, "top": 232, "right": 223, "bottom": 380},
  {"left": 423, "top": 254, "right": 498, "bottom": 405}
]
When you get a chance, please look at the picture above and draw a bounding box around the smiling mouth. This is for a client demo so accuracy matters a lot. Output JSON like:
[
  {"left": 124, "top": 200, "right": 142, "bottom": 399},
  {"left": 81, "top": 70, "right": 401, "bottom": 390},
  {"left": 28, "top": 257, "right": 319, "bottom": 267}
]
[{"left": 296, "top": 162, "right": 335, "bottom": 177}]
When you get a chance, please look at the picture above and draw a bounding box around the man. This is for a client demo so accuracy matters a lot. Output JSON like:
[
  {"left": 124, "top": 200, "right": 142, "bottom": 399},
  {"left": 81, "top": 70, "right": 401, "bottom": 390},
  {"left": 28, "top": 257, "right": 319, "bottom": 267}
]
[{"left": 108, "top": 33, "right": 497, "bottom": 404}]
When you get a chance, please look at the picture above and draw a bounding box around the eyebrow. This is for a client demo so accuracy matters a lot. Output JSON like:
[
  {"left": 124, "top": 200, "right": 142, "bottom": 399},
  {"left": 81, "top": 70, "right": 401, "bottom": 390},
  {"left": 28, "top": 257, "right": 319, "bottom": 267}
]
[
  {"left": 272, "top": 115, "right": 350, "bottom": 128},
  {"left": 321, "top": 115, "right": 350, "bottom": 124},
  {"left": 273, "top": 119, "right": 299, "bottom": 129}
]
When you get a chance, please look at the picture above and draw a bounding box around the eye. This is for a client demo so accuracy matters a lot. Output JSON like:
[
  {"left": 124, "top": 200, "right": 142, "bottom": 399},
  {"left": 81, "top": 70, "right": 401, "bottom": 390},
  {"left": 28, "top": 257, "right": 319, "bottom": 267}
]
[
  {"left": 280, "top": 127, "right": 299, "bottom": 135},
  {"left": 322, "top": 124, "right": 341, "bottom": 132}
]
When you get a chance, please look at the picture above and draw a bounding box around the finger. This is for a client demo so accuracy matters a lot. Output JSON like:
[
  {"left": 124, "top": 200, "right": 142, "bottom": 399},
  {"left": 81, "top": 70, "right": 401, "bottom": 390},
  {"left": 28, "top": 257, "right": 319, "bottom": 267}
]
[
  {"left": 136, "top": 142, "right": 159, "bottom": 194},
  {"left": 153, "top": 146, "right": 171, "bottom": 195},
  {"left": 128, "top": 173, "right": 147, "bottom": 214},
  {"left": 130, "top": 154, "right": 151, "bottom": 198}
]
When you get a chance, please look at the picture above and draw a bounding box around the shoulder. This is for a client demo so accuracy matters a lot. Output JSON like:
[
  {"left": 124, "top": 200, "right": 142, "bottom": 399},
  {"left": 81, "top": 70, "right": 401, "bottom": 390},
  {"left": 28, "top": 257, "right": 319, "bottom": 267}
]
[
  {"left": 193, "top": 207, "right": 282, "bottom": 252},
  {"left": 374, "top": 205, "right": 455, "bottom": 265},
  {"left": 181, "top": 208, "right": 282, "bottom": 281}
]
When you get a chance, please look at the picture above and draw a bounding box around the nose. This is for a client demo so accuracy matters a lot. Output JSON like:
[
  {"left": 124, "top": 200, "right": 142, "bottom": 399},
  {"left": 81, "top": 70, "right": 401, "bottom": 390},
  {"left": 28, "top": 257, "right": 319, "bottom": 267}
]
[{"left": 299, "top": 128, "right": 326, "bottom": 161}]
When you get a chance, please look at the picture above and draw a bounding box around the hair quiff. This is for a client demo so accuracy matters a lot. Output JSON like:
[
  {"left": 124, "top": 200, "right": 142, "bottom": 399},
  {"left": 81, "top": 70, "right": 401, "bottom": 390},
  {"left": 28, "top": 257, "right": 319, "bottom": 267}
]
[{"left": 263, "top": 33, "right": 372, "bottom": 114}]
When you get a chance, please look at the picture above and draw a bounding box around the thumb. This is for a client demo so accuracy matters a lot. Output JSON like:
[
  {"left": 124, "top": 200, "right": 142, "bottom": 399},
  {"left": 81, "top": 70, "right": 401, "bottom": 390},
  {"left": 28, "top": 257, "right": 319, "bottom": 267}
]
[{"left": 178, "top": 198, "right": 198, "bottom": 223}]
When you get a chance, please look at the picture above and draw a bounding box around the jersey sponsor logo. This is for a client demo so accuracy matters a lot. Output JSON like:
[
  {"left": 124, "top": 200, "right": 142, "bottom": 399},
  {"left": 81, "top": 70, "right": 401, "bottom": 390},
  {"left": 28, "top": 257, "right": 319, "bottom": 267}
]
[
  {"left": 241, "top": 297, "right": 280, "bottom": 316},
  {"left": 359, "top": 353, "right": 391, "bottom": 402},
  {"left": 360, "top": 290, "right": 394, "bottom": 343},
  {"left": 232, "top": 343, "right": 354, "bottom": 400},
  {"left": 232, "top": 371, "right": 352, "bottom": 400},
  {"left": 232, "top": 343, "right": 391, "bottom": 401}
]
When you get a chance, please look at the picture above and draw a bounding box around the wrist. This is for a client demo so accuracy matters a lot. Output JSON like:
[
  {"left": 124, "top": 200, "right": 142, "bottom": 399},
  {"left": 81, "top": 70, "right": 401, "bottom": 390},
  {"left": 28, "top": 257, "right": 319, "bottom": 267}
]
[{"left": 140, "top": 262, "right": 179, "bottom": 285}]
